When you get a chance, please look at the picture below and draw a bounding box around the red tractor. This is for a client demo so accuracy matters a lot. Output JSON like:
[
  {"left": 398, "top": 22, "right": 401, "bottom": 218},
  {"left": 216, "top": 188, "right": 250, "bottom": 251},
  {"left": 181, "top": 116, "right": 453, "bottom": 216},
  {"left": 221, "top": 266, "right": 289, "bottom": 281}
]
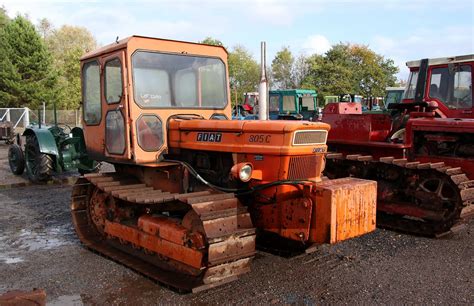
[{"left": 321, "top": 54, "right": 474, "bottom": 236}]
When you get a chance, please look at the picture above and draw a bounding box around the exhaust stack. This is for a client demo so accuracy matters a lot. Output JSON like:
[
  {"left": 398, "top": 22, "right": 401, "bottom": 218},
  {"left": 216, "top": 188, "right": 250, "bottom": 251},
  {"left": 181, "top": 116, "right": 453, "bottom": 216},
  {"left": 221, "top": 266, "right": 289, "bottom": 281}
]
[{"left": 258, "top": 41, "right": 268, "bottom": 120}]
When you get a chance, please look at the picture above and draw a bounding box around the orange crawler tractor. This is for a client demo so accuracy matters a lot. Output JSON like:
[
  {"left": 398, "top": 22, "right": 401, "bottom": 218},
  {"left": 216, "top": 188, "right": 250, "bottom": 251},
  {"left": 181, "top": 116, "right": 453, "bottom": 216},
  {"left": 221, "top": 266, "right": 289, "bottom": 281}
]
[{"left": 71, "top": 36, "right": 377, "bottom": 292}]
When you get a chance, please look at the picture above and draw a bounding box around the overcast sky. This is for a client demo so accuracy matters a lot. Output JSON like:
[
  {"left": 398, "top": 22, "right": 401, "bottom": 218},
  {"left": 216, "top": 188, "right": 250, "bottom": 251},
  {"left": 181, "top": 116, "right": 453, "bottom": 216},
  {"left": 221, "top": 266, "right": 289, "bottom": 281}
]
[{"left": 2, "top": 0, "right": 474, "bottom": 79}]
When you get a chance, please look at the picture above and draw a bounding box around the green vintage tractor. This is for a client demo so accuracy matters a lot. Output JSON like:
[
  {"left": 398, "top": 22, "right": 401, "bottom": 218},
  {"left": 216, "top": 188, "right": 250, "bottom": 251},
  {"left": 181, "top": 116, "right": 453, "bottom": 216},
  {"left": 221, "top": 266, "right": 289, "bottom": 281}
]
[
  {"left": 8, "top": 107, "right": 98, "bottom": 182},
  {"left": 269, "top": 89, "right": 319, "bottom": 120}
]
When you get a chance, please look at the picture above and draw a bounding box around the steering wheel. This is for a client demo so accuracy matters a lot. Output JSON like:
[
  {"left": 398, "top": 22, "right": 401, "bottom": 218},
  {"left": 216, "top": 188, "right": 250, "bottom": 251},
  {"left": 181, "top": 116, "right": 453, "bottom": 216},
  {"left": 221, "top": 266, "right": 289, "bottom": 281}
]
[{"left": 57, "top": 123, "right": 72, "bottom": 134}]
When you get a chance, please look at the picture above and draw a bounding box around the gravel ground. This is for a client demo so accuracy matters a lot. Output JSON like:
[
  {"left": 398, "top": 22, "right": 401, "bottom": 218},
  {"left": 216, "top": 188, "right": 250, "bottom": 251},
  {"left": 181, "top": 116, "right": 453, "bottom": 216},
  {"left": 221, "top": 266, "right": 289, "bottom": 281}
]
[{"left": 0, "top": 183, "right": 472, "bottom": 305}]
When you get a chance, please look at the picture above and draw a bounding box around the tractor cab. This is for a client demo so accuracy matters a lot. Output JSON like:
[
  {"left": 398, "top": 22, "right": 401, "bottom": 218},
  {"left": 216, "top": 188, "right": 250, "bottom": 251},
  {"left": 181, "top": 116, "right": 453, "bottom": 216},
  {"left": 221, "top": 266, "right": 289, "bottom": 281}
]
[
  {"left": 385, "top": 87, "right": 405, "bottom": 106},
  {"left": 80, "top": 36, "right": 231, "bottom": 164},
  {"left": 232, "top": 92, "right": 258, "bottom": 120},
  {"left": 269, "top": 89, "right": 318, "bottom": 120},
  {"left": 242, "top": 92, "right": 258, "bottom": 114},
  {"left": 339, "top": 94, "right": 363, "bottom": 103},
  {"left": 401, "top": 55, "right": 473, "bottom": 118}
]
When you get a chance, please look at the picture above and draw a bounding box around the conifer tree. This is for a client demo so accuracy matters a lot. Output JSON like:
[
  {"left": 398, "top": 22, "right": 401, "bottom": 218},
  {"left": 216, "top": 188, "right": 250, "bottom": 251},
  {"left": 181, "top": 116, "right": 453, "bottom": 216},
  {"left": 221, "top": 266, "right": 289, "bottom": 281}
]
[{"left": 0, "top": 15, "right": 57, "bottom": 108}]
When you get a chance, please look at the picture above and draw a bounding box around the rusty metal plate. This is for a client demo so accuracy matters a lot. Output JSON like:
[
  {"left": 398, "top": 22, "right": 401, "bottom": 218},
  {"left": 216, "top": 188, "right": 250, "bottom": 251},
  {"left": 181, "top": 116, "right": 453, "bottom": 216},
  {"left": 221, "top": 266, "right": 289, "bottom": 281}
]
[
  {"left": 202, "top": 257, "right": 252, "bottom": 285},
  {"left": 208, "top": 234, "right": 256, "bottom": 265},
  {"left": 202, "top": 215, "right": 238, "bottom": 239},
  {"left": 192, "top": 198, "right": 238, "bottom": 215},
  {"left": 280, "top": 197, "right": 313, "bottom": 241},
  {"left": 105, "top": 221, "right": 203, "bottom": 269}
]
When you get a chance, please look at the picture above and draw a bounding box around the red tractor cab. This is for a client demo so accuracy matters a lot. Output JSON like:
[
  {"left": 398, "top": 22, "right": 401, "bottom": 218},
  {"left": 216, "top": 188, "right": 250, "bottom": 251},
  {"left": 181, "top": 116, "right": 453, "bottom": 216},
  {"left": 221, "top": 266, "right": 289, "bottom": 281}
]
[
  {"left": 321, "top": 54, "right": 474, "bottom": 236},
  {"left": 242, "top": 92, "right": 259, "bottom": 114}
]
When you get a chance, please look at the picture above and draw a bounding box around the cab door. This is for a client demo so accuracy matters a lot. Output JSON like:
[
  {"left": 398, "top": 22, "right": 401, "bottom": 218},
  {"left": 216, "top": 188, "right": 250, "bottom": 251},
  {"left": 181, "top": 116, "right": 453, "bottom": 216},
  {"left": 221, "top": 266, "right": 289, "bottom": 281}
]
[
  {"left": 101, "top": 51, "right": 131, "bottom": 160},
  {"left": 426, "top": 63, "right": 474, "bottom": 118}
]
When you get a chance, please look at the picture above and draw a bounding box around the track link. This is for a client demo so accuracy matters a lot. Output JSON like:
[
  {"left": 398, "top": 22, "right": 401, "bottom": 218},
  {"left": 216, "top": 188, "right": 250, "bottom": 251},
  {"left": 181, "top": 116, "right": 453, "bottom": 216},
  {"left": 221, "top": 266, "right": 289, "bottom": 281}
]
[
  {"left": 325, "top": 153, "right": 474, "bottom": 236},
  {"left": 71, "top": 173, "right": 256, "bottom": 293}
]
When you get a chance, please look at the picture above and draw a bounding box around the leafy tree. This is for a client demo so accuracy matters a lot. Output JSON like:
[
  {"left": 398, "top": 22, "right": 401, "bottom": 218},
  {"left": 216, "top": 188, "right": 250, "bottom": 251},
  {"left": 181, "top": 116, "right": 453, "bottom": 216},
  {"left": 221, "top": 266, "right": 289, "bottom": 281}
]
[
  {"left": 302, "top": 43, "right": 398, "bottom": 102},
  {"left": 271, "top": 46, "right": 294, "bottom": 89},
  {"left": 200, "top": 37, "right": 224, "bottom": 47},
  {"left": 0, "top": 15, "right": 58, "bottom": 109},
  {"left": 45, "top": 24, "right": 97, "bottom": 109},
  {"left": 0, "top": 6, "right": 9, "bottom": 29},
  {"left": 228, "top": 45, "right": 260, "bottom": 106},
  {"left": 292, "top": 54, "right": 310, "bottom": 89},
  {"left": 271, "top": 47, "right": 310, "bottom": 89},
  {"left": 348, "top": 44, "right": 398, "bottom": 97},
  {"left": 37, "top": 18, "right": 52, "bottom": 39}
]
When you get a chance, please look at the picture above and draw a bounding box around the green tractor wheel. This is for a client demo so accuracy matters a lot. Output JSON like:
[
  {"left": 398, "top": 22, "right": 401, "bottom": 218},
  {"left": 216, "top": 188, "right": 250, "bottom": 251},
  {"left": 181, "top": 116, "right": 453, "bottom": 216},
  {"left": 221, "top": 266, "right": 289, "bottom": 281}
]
[
  {"left": 8, "top": 144, "right": 25, "bottom": 175},
  {"left": 25, "top": 135, "right": 53, "bottom": 182}
]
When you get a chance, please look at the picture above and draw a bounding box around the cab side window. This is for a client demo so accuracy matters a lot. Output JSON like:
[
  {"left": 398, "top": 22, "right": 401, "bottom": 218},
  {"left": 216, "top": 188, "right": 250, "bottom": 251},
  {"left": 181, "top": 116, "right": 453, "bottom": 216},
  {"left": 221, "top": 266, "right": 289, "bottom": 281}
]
[
  {"left": 430, "top": 65, "right": 472, "bottom": 109},
  {"left": 269, "top": 95, "right": 280, "bottom": 112},
  {"left": 451, "top": 65, "right": 472, "bottom": 108},
  {"left": 282, "top": 95, "right": 296, "bottom": 112},
  {"left": 83, "top": 61, "right": 101, "bottom": 125},
  {"left": 105, "top": 58, "right": 123, "bottom": 104}
]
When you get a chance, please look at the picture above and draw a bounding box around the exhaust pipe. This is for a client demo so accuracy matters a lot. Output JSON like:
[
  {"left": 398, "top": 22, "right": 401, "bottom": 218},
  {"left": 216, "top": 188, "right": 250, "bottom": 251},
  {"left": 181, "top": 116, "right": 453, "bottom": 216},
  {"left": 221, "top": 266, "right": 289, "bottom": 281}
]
[{"left": 258, "top": 41, "right": 268, "bottom": 120}]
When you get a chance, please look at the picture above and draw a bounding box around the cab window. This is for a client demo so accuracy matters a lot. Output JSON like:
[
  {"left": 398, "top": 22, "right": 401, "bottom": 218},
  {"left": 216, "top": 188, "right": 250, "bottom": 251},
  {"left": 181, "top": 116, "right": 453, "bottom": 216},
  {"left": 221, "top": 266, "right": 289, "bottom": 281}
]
[
  {"left": 282, "top": 95, "right": 296, "bottom": 112},
  {"left": 134, "top": 67, "right": 171, "bottom": 107},
  {"left": 452, "top": 66, "right": 472, "bottom": 108},
  {"left": 174, "top": 69, "right": 197, "bottom": 107},
  {"left": 132, "top": 51, "right": 227, "bottom": 108},
  {"left": 429, "top": 65, "right": 472, "bottom": 109},
  {"left": 386, "top": 91, "right": 403, "bottom": 104},
  {"left": 269, "top": 95, "right": 279, "bottom": 112},
  {"left": 301, "top": 96, "right": 315, "bottom": 110},
  {"left": 105, "top": 58, "right": 123, "bottom": 104},
  {"left": 83, "top": 61, "right": 101, "bottom": 125},
  {"left": 404, "top": 71, "right": 419, "bottom": 99},
  {"left": 200, "top": 64, "right": 226, "bottom": 106}
]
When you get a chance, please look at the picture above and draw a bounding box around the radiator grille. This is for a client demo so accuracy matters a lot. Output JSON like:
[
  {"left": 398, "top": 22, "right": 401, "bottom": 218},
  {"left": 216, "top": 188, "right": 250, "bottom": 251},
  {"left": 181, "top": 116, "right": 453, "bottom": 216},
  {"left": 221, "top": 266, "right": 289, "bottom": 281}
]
[
  {"left": 287, "top": 155, "right": 318, "bottom": 180},
  {"left": 293, "top": 130, "right": 327, "bottom": 145}
]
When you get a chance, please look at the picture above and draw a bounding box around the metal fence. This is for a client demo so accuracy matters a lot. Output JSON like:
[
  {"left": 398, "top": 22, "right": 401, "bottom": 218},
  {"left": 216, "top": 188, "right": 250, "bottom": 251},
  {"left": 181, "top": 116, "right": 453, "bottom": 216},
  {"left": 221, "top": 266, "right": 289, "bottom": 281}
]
[
  {"left": 39, "top": 109, "right": 82, "bottom": 127},
  {"left": 0, "top": 108, "right": 82, "bottom": 133},
  {"left": 0, "top": 108, "right": 36, "bottom": 129}
]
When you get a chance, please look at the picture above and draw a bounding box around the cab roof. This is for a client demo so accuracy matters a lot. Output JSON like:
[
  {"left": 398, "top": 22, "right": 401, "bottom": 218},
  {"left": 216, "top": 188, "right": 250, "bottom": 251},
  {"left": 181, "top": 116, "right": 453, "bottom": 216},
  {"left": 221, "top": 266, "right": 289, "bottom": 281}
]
[
  {"left": 269, "top": 89, "right": 317, "bottom": 96},
  {"left": 80, "top": 35, "right": 229, "bottom": 61},
  {"left": 406, "top": 54, "right": 474, "bottom": 68}
]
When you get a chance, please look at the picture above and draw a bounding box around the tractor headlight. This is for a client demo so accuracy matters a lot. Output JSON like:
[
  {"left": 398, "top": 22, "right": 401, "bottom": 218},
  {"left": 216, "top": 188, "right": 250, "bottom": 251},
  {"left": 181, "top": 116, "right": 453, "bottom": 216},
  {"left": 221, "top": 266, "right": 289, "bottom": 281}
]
[
  {"left": 231, "top": 162, "right": 253, "bottom": 182},
  {"left": 239, "top": 164, "right": 253, "bottom": 182}
]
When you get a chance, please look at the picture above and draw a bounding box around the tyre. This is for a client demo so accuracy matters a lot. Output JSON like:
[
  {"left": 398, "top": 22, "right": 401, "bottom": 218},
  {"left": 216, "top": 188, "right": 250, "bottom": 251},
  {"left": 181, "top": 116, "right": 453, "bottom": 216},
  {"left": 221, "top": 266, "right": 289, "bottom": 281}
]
[
  {"left": 8, "top": 144, "right": 25, "bottom": 175},
  {"left": 25, "top": 135, "right": 53, "bottom": 182}
]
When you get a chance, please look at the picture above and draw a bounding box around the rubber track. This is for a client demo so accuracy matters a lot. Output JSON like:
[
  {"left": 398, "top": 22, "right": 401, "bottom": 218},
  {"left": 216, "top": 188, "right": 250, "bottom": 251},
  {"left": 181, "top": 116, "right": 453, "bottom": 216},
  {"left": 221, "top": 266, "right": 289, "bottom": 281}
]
[
  {"left": 71, "top": 176, "right": 256, "bottom": 293},
  {"left": 325, "top": 153, "right": 474, "bottom": 236}
]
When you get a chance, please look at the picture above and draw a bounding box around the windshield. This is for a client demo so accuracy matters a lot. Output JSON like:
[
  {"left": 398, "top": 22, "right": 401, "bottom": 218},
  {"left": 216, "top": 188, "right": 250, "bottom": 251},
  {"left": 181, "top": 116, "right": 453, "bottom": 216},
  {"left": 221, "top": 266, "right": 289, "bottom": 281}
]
[
  {"left": 404, "top": 71, "right": 419, "bottom": 99},
  {"left": 132, "top": 51, "right": 227, "bottom": 109},
  {"left": 245, "top": 94, "right": 258, "bottom": 107},
  {"left": 385, "top": 90, "right": 404, "bottom": 105},
  {"left": 282, "top": 95, "right": 296, "bottom": 112},
  {"left": 301, "top": 96, "right": 315, "bottom": 110}
]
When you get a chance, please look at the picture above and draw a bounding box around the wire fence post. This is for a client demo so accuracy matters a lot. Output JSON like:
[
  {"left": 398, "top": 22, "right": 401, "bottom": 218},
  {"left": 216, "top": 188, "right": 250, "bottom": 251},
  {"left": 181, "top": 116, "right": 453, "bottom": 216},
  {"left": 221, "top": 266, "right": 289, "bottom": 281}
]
[
  {"left": 23, "top": 107, "right": 30, "bottom": 127},
  {"left": 43, "top": 102, "right": 46, "bottom": 125}
]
